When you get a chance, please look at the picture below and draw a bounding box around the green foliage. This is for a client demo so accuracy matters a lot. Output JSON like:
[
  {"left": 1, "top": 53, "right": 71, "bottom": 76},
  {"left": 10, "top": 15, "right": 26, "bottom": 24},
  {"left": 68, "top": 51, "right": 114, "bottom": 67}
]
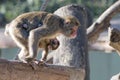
[
  {"left": 82, "top": 0, "right": 117, "bottom": 18},
  {"left": 0, "top": 0, "right": 117, "bottom": 23},
  {"left": 0, "top": 0, "right": 42, "bottom": 22}
]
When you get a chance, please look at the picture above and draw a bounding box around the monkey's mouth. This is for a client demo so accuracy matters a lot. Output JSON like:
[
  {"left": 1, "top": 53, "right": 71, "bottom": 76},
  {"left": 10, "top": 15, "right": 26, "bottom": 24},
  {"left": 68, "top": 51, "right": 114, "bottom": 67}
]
[{"left": 70, "top": 26, "right": 78, "bottom": 38}]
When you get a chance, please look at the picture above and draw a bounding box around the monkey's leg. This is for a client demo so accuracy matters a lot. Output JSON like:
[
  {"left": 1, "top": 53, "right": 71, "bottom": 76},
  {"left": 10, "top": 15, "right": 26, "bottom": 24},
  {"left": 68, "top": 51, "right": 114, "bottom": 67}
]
[
  {"left": 26, "top": 27, "right": 52, "bottom": 62},
  {"left": 13, "top": 38, "right": 28, "bottom": 63},
  {"left": 9, "top": 28, "right": 29, "bottom": 63},
  {"left": 14, "top": 49, "right": 20, "bottom": 60}
]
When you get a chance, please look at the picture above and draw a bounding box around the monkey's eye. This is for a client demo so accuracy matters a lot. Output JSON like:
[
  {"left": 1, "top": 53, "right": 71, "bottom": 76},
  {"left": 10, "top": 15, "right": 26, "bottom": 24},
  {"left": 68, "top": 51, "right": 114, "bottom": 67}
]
[{"left": 65, "top": 20, "right": 71, "bottom": 25}]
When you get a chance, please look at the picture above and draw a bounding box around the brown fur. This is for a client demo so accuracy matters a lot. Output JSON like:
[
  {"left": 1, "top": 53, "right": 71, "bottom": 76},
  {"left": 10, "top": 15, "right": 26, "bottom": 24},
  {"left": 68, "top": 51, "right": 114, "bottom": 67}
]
[{"left": 5, "top": 11, "right": 80, "bottom": 63}]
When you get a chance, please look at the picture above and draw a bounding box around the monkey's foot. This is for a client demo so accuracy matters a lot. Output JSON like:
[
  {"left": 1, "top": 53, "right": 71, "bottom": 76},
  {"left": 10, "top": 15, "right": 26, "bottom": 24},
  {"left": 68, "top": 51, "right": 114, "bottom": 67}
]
[
  {"left": 33, "top": 59, "right": 40, "bottom": 64},
  {"left": 25, "top": 58, "right": 33, "bottom": 63},
  {"left": 34, "top": 59, "right": 46, "bottom": 66},
  {"left": 28, "top": 61, "right": 38, "bottom": 70}
]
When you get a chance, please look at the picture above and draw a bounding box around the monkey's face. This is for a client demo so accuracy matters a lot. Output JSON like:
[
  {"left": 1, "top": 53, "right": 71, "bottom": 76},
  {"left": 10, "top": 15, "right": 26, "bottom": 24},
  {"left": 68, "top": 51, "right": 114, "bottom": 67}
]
[
  {"left": 63, "top": 16, "right": 80, "bottom": 38},
  {"left": 48, "top": 39, "right": 59, "bottom": 50},
  {"left": 64, "top": 26, "right": 79, "bottom": 38},
  {"left": 69, "top": 26, "right": 79, "bottom": 38}
]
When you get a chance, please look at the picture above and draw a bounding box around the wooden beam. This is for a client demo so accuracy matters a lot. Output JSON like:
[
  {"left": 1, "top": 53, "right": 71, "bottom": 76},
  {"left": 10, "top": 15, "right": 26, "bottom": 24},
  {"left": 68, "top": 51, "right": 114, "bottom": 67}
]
[
  {"left": 87, "top": 0, "right": 120, "bottom": 42},
  {"left": 0, "top": 59, "right": 85, "bottom": 80}
]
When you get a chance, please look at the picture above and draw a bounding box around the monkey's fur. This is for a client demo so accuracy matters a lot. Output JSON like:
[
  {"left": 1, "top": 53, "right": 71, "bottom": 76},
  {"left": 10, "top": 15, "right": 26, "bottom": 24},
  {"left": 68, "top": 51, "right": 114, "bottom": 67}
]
[
  {"left": 5, "top": 20, "right": 59, "bottom": 62},
  {"left": 4, "top": 11, "right": 80, "bottom": 63}
]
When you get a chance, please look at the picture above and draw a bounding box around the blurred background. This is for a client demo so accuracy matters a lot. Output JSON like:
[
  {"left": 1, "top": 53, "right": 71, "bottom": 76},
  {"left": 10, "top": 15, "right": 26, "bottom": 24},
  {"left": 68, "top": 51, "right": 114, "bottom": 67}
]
[
  {"left": 0, "top": 0, "right": 120, "bottom": 80},
  {"left": 0, "top": 0, "right": 117, "bottom": 25}
]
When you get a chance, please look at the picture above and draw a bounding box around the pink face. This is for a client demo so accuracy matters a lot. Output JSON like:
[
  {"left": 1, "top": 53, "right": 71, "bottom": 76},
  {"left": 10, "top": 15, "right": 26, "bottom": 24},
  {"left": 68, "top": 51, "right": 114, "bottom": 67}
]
[{"left": 69, "top": 26, "right": 78, "bottom": 38}]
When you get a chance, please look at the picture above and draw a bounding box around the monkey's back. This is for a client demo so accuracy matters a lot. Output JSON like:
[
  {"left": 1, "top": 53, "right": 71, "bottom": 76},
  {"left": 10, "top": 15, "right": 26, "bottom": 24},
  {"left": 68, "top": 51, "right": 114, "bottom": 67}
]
[
  {"left": 15, "top": 11, "right": 48, "bottom": 21},
  {"left": 13, "top": 11, "right": 48, "bottom": 31},
  {"left": 12, "top": 11, "right": 64, "bottom": 31}
]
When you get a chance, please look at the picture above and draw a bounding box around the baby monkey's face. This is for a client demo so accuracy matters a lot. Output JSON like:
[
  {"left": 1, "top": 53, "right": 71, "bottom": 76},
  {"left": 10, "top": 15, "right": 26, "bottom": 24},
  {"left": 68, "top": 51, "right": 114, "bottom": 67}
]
[{"left": 48, "top": 38, "right": 60, "bottom": 50}]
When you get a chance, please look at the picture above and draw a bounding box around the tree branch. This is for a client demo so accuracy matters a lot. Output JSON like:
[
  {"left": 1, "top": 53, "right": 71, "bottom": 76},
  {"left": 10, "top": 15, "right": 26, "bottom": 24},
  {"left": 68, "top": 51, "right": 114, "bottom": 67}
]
[{"left": 87, "top": 0, "right": 120, "bottom": 42}]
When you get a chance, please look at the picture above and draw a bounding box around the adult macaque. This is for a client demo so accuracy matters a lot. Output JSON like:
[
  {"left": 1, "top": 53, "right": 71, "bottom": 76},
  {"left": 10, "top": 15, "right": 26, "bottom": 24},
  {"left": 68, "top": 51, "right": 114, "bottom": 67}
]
[
  {"left": 5, "top": 21, "right": 59, "bottom": 63},
  {"left": 4, "top": 11, "right": 80, "bottom": 64}
]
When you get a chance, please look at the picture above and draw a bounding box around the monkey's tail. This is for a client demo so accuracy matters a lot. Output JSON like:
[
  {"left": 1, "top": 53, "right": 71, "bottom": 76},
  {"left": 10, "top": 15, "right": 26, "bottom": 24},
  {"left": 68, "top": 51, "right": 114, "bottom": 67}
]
[{"left": 4, "top": 23, "right": 10, "bottom": 36}]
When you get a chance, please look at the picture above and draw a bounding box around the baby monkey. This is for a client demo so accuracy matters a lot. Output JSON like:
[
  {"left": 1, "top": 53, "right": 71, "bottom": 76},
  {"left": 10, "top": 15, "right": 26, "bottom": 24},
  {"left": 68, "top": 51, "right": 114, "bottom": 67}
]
[
  {"left": 38, "top": 38, "right": 59, "bottom": 62},
  {"left": 5, "top": 11, "right": 80, "bottom": 64}
]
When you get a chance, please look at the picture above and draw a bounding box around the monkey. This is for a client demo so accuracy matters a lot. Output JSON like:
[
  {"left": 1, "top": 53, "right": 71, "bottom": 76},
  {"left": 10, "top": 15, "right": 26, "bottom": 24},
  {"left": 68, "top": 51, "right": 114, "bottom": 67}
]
[
  {"left": 5, "top": 22, "right": 59, "bottom": 62},
  {"left": 13, "top": 38, "right": 59, "bottom": 61},
  {"left": 38, "top": 38, "right": 59, "bottom": 62},
  {"left": 4, "top": 11, "right": 80, "bottom": 64}
]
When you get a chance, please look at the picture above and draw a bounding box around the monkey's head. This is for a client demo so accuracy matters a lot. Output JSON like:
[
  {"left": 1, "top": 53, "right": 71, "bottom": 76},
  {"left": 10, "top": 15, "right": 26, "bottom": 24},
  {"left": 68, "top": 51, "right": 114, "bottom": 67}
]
[
  {"left": 63, "top": 16, "right": 80, "bottom": 38},
  {"left": 48, "top": 38, "right": 60, "bottom": 50}
]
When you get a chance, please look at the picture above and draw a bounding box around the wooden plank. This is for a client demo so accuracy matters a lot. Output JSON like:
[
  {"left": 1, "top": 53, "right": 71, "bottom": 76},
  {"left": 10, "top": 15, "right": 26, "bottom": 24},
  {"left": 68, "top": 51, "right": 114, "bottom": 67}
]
[{"left": 0, "top": 59, "right": 84, "bottom": 80}]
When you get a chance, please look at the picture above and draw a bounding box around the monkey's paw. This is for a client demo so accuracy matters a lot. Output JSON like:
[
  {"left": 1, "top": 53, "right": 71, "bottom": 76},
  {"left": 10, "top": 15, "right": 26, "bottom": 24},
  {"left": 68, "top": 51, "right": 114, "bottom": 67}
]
[{"left": 36, "top": 59, "right": 46, "bottom": 66}]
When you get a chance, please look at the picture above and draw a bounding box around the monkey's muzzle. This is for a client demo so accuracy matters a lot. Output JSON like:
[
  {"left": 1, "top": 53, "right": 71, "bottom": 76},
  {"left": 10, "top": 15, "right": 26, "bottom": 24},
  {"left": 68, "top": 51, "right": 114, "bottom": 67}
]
[{"left": 70, "top": 26, "right": 78, "bottom": 38}]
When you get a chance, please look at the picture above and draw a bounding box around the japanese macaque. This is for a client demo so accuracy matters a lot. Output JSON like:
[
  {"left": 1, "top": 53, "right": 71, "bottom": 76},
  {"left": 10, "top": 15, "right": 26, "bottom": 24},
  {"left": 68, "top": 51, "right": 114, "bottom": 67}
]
[
  {"left": 5, "top": 21, "right": 59, "bottom": 62},
  {"left": 38, "top": 38, "right": 59, "bottom": 62},
  {"left": 4, "top": 11, "right": 80, "bottom": 63},
  {"left": 5, "top": 22, "right": 59, "bottom": 62}
]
